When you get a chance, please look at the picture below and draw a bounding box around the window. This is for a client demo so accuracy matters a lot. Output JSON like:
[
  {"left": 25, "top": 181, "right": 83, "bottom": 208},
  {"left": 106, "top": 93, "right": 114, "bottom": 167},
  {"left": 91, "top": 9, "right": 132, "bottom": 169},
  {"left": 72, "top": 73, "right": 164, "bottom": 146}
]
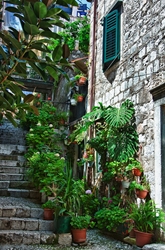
[{"left": 103, "top": 1, "right": 122, "bottom": 71}]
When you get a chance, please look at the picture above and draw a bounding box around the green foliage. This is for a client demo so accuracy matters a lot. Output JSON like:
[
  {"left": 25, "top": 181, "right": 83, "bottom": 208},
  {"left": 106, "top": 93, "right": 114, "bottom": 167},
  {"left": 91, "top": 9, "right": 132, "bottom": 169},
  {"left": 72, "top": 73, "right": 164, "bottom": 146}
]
[
  {"left": 70, "top": 215, "right": 91, "bottom": 229},
  {"left": 59, "top": 16, "right": 90, "bottom": 54},
  {"left": 27, "top": 152, "right": 65, "bottom": 194},
  {"left": 0, "top": 0, "right": 77, "bottom": 125},
  {"left": 125, "top": 158, "right": 143, "bottom": 172},
  {"left": 81, "top": 192, "right": 100, "bottom": 217},
  {"left": 49, "top": 165, "right": 85, "bottom": 217},
  {"left": 42, "top": 199, "right": 56, "bottom": 209},
  {"left": 128, "top": 200, "right": 165, "bottom": 233},
  {"left": 129, "top": 176, "right": 150, "bottom": 191},
  {"left": 70, "top": 100, "right": 139, "bottom": 165},
  {"left": 94, "top": 206, "right": 127, "bottom": 232}
]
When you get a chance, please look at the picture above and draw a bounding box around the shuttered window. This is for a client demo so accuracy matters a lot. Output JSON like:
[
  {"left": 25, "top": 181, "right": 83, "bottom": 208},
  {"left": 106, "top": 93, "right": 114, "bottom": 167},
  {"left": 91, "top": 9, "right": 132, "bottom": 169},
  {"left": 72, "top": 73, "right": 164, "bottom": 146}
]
[{"left": 103, "top": 4, "right": 121, "bottom": 71}]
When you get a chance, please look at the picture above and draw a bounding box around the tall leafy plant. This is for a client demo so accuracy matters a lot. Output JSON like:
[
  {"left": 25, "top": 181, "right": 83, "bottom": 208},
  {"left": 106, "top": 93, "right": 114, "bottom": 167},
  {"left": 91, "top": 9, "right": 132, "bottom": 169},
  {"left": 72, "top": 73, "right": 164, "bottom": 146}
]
[
  {"left": 0, "top": 0, "right": 78, "bottom": 125},
  {"left": 58, "top": 16, "right": 90, "bottom": 54},
  {"left": 70, "top": 99, "right": 139, "bottom": 163}
]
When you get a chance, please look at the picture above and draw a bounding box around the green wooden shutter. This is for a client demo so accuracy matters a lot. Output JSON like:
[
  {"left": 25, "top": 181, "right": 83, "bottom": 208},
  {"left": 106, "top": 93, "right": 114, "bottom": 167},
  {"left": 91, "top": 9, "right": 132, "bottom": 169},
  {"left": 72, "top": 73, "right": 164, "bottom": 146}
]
[{"left": 103, "top": 9, "right": 120, "bottom": 65}]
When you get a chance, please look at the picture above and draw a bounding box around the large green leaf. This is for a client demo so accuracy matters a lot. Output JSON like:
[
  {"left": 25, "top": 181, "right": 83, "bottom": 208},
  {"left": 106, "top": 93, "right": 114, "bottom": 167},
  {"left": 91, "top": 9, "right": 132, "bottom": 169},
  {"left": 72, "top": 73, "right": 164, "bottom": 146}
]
[
  {"left": 9, "top": 27, "right": 20, "bottom": 40},
  {"left": 24, "top": 22, "right": 40, "bottom": 35},
  {"left": 40, "top": 31, "right": 61, "bottom": 40},
  {"left": 52, "top": 45, "right": 62, "bottom": 61},
  {"left": 46, "top": 8, "right": 62, "bottom": 17},
  {"left": 34, "top": 2, "right": 47, "bottom": 19},
  {"left": 28, "top": 62, "right": 47, "bottom": 81},
  {"left": 6, "top": 34, "right": 22, "bottom": 50},
  {"left": 15, "top": 63, "right": 27, "bottom": 74},
  {"left": 46, "top": 66, "right": 58, "bottom": 81},
  {"left": 29, "top": 43, "right": 50, "bottom": 52},
  {"left": 24, "top": 51, "right": 38, "bottom": 59},
  {"left": 105, "top": 100, "right": 135, "bottom": 128},
  {"left": 5, "top": 112, "right": 17, "bottom": 127},
  {"left": 57, "top": 9, "right": 70, "bottom": 21},
  {"left": 56, "top": 0, "right": 78, "bottom": 6},
  {"left": 24, "top": 5, "right": 37, "bottom": 25}
]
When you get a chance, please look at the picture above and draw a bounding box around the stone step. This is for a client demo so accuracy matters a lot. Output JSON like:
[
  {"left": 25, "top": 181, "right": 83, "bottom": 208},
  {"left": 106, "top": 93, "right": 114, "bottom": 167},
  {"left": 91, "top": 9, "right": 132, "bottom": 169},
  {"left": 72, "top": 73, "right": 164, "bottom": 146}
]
[
  {"left": 0, "top": 230, "right": 56, "bottom": 245},
  {"left": 0, "top": 166, "right": 26, "bottom": 174},
  {"left": 0, "top": 144, "right": 26, "bottom": 155},
  {"left": 0, "top": 173, "right": 25, "bottom": 181},
  {"left": 0, "top": 206, "right": 44, "bottom": 219},
  {"left": 0, "top": 188, "right": 41, "bottom": 200},
  {"left": 9, "top": 180, "right": 35, "bottom": 189},
  {"left": 0, "top": 158, "right": 26, "bottom": 167},
  {"left": 0, "top": 181, "right": 36, "bottom": 191},
  {"left": 0, "top": 217, "right": 54, "bottom": 231}
]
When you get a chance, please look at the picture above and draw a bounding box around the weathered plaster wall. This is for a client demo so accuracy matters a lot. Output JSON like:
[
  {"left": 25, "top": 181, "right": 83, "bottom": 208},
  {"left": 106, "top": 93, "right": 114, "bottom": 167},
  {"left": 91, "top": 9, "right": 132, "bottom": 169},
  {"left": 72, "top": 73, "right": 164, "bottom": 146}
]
[{"left": 88, "top": 0, "right": 165, "bottom": 200}]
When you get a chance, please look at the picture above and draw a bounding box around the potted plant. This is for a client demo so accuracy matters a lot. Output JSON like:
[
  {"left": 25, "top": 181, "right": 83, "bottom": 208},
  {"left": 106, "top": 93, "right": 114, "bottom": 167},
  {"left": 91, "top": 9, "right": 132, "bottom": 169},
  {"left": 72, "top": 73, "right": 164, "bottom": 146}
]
[
  {"left": 128, "top": 200, "right": 165, "bottom": 247},
  {"left": 73, "top": 93, "right": 84, "bottom": 102},
  {"left": 51, "top": 165, "right": 85, "bottom": 234},
  {"left": 42, "top": 200, "right": 55, "bottom": 220},
  {"left": 130, "top": 176, "right": 150, "bottom": 199},
  {"left": 125, "top": 158, "right": 143, "bottom": 176},
  {"left": 75, "top": 74, "right": 87, "bottom": 86},
  {"left": 94, "top": 206, "right": 128, "bottom": 235},
  {"left": 80, "top": 190, "right": 100, "bottom": 217},
  {"left": 70, "top": 215, "right": 91, "bottom": 243}
]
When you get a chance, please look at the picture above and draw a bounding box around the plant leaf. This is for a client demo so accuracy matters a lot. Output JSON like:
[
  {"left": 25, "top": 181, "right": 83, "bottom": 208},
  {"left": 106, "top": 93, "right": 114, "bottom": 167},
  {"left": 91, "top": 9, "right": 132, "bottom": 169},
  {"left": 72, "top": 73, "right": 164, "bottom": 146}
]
[{"left": 34, "top": 2, "right": 47, "bottom": 19}]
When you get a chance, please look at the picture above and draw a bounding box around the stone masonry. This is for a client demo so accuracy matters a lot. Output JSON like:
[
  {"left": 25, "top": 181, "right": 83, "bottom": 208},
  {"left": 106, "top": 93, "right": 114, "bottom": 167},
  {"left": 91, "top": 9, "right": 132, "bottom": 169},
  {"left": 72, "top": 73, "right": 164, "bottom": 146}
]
[{"left": 88, "top": 0, "right": 165, "bottom": 206}]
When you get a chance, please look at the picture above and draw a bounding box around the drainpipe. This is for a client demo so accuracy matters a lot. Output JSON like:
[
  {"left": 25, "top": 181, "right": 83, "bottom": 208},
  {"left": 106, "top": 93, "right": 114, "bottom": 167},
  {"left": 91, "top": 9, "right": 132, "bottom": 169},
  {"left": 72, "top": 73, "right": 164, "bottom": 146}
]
[
  {"left": 89, "top": 0, "right": 97, "bottom": 112},
  {"left": 87, "top": 0, "right": 97, "bottom": 186}
]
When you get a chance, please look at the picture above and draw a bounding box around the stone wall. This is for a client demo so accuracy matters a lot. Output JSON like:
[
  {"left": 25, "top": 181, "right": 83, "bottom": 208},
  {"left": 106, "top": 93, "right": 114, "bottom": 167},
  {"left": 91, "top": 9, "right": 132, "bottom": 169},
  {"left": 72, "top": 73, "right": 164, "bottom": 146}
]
[{"left": 88, "top": 0, "right": 165, "bottom": 200}]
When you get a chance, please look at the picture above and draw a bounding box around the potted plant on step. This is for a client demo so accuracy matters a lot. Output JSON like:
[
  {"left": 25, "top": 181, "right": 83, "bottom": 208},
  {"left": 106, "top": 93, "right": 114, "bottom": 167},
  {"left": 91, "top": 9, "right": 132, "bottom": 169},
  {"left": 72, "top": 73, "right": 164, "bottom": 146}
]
[
  {"left": 128, "top": 200, "right": 165, "bottom": 247},
  {"left": 70, "top": 215, "right": 91, "bottom": 243},
  {"left": 42, "top": 200, "right": 55, "bottom": 220}
]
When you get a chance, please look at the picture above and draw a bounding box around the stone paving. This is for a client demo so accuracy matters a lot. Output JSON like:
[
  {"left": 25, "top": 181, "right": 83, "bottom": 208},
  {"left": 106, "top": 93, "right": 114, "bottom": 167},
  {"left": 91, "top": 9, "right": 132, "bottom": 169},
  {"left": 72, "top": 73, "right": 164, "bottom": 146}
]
[{"left": 1, "top": 229, "right": 165, "bottom": 250}]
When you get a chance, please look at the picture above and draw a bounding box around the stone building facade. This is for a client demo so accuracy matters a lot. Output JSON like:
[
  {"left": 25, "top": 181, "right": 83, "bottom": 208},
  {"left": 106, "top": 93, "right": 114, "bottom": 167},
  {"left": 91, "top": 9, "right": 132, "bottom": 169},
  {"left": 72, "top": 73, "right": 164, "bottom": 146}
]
[{"left": 87, "top": 0, "right": 165, "bottom": 208}]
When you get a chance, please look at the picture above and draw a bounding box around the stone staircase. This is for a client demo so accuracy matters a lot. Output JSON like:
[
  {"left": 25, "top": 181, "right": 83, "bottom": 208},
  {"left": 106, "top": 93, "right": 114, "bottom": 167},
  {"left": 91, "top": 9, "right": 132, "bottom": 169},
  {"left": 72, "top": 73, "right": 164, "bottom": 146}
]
[{"left": 0, "top": 120, "right": 55, "bottom": 245}]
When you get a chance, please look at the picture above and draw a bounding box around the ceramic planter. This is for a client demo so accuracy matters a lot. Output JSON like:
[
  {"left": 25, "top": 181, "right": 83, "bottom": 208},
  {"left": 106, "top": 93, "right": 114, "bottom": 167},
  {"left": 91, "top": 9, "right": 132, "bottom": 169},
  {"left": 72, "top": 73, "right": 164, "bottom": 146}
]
[
  {"left": 134, "top": 229, "right": 153, "bottom": 247},
  {"left": 71, "top": 228, "right": 87, "bottom": 243},
  {"left": 43, "top": 208, "right": 54, "bottom": 220},
  {"left": 136, "top": 189, "right": 148, "bottom": 199},
  {"left": 78, "top": 76, "right": 87, "bottom": 86},
  {"left": 132, "top": 168, "right": 142, "bottom": 176},
  {"left": 77, "top": 95, "right": 84, "bottom": 102},
  {"left": 121, "top": 180, "right": 130, "bottom": 189},
  {"left": 55, "top": 216, "right": 71, "bottom": 234},
  {"left": 70, "top": 98, "right": 77, "bottom": 106}
]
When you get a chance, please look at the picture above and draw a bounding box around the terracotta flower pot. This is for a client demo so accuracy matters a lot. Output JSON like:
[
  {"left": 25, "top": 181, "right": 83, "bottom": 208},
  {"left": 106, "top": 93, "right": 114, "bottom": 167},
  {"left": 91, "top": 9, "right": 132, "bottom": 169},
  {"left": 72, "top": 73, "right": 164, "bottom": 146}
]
[
  {"left": 71, "top": 228, "right": 87, "bottom": 243},
  {"left": 78, "top": 76, "right": 87, "bottom": 85},
  {"left": 129, "top": 228, "right": 136, "bottom": 238},
  {"left": 43, "top": 208, "right": 54, "bottom": 220},
  {"left": 132, "top": 168, "right": 142, "bottom": 176},
  {"left": 136, "top": 189, "right": 148, "bottom": 199},
  {"left": 134, "top": 229, "right": 153, "bottom": 247},
  {"left": 77, "top": 95, "right": 84, "bottom": 102}
]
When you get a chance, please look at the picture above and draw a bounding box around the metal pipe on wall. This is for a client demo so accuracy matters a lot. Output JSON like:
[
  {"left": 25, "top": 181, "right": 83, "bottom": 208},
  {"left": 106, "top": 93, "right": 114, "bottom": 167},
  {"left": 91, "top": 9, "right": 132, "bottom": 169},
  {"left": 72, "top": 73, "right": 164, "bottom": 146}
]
[{"left": 89, "top": 0, "right": 97, "bottom": 112}]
